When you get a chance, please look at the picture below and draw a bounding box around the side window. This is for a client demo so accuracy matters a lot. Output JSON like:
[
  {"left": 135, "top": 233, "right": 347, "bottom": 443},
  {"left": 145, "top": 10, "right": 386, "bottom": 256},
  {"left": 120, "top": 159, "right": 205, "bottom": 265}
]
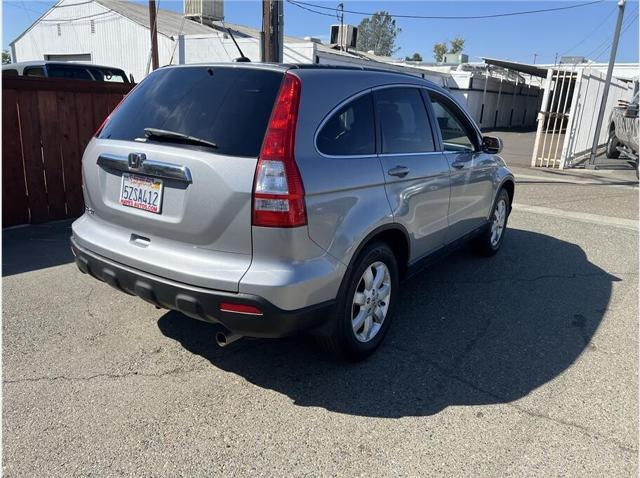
[
  {"left": 429, "top": 93, "right": 477, "bottom": 152},
  {"left": 317, "top": 93, "right": 375, "bottom": 156},
  {"left": 375, "top": 87, "right": 435, "bottom": 154},
  {"left": 47, "top": 65, "right": 92, "bottom": 80},
  {"left": 3, "top": 69, "right": 19, "bottom": 77},
  {"left": 24, "top": 67, "right": 45, "bottom": 78}
]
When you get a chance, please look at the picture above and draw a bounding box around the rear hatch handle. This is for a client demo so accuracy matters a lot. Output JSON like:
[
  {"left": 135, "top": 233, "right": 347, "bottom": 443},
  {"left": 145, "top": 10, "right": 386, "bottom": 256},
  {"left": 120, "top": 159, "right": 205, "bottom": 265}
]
[{"left": 97, "top": 153, "right": 193, "bottom": 183}]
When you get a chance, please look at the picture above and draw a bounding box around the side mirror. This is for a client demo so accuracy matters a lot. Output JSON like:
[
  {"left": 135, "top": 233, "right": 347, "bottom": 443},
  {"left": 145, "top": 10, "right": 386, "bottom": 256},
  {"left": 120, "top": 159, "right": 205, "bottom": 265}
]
[
  {"left": 624, "top": 105, "right": 639, "bottom": 118},
  {"left": 482, "top": 135, "right": 503, "bottom": 154}
]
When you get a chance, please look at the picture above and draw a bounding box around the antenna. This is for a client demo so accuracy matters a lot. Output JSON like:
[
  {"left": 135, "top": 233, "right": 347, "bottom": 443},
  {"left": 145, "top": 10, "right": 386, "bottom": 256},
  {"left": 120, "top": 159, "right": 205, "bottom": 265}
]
[{"left": 226, "top": 27, "right": 251, "bottom": 62}]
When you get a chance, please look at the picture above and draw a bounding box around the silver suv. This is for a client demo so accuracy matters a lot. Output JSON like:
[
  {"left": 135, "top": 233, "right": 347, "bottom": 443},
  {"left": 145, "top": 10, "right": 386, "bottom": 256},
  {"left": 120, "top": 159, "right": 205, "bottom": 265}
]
[{"left": 71, "top": 64, "right": 514, "bottom": 359}]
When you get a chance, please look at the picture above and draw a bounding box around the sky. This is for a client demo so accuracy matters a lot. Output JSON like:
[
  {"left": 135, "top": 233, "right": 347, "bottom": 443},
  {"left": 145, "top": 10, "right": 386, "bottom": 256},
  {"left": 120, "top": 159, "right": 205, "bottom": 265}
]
[{"left": 3, "top": 0, "right": 639, "bottom": 64}]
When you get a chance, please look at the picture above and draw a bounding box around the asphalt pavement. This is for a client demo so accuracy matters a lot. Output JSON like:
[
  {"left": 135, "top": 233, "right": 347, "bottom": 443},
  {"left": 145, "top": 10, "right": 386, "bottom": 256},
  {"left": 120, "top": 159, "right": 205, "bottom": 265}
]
[{"left": 3, "top": 136, "right": 638, "bottom": 476}]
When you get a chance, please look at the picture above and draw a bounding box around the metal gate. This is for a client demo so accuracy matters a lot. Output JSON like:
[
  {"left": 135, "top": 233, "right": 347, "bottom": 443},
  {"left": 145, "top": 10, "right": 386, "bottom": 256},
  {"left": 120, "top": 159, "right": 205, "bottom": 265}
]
[{"left": 531, "top": 66, "right": 632, "bottom": 169}]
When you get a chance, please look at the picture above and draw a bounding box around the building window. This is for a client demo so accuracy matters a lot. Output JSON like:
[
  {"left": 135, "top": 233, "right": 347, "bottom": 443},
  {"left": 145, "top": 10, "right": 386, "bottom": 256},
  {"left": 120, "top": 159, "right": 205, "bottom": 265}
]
[
  {"left": 57, "top": 24, "right": 61, "bottom": 36},
  {"left": 90, "top": 20, "right": 95, "bottom": 33}
]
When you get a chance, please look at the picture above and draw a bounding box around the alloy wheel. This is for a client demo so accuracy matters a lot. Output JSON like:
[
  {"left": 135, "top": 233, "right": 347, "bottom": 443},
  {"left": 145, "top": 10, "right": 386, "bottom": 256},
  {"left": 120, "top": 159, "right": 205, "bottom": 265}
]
[{"left": 351, "top": 261, "right": 391, "bottom": 343}]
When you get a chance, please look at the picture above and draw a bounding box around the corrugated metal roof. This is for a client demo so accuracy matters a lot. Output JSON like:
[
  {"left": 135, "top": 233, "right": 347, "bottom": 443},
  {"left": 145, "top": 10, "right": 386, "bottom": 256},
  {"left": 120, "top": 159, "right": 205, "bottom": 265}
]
[{"left": 95, "top": 0, "right": 214, "bottom": 37}]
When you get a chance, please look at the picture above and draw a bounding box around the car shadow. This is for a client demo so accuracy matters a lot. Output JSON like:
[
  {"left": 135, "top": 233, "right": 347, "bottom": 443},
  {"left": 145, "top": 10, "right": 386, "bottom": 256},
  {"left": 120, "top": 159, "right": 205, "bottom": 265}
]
[
  {"left": 157, "top": 228, "right": 618, "bottom": 418},
  {"left": 2, "top": 220, "right": 75, "bottom": 276}
]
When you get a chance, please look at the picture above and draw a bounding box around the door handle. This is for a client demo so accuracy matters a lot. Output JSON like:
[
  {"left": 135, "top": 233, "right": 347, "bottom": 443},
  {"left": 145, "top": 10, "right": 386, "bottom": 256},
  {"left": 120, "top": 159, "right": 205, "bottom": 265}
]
[
  {"left": 388, "top": 166, "right": 410, "bottom": 177},
  {"left": 451, "top": 161, "right": 466, "bottom": 170}
]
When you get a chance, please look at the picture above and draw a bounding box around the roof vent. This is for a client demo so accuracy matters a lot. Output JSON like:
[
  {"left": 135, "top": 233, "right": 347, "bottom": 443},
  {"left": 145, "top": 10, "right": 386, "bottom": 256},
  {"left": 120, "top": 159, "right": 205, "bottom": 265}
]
[
  {"left": 330, "top": 24, "right": 357, "bottom": 49},
  {"left": 183, "top": 0, "right": 224, "bottom": 21}
]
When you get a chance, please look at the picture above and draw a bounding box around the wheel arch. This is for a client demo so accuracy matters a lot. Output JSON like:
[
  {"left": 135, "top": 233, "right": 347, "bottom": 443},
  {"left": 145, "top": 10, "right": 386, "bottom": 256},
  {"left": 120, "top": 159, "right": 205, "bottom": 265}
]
[
  {"left": 347, "top": 224, "right": 411, "bottom": 280},
  {"left": 500, "top": 178, "right": 515, "bottom": 210}
]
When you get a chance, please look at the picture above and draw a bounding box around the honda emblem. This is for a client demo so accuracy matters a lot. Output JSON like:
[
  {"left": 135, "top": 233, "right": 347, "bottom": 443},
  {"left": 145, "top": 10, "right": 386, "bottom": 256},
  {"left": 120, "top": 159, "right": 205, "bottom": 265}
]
[{"left": 128, "top": 153, "right": 146, "bottom": 169}]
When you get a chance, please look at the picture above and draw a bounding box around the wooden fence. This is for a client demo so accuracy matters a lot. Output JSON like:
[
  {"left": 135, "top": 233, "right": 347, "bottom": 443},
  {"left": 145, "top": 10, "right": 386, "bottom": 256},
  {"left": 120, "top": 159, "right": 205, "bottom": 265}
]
[{"left": 2, "top": 77, "right": 135, "bottom": 227}]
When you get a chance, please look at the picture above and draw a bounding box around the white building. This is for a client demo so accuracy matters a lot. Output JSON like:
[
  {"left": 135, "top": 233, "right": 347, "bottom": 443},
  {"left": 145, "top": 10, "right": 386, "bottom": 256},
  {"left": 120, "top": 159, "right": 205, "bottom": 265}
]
[
  {"left": 11, "top": 0, "right": 216, "bottom": 81},
  {"left": 10, "top": 0, "right": 450, "bottom": 83},
  {"left": 10, "top": 0, "right": 544, "bottom": 128}
]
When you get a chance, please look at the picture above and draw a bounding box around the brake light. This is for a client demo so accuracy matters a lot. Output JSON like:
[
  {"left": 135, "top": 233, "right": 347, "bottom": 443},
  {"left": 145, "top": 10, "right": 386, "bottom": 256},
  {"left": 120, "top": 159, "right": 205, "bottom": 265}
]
[{"left": 252, "top": 73, "right": 306, "bottom": 228}]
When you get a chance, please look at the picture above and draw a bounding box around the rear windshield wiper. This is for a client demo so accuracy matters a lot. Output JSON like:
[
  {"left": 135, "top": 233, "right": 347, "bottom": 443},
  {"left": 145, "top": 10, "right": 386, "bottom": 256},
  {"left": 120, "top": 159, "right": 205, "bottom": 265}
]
[{"left": 143, "top": 128, "right": 218, "bottom": 149}]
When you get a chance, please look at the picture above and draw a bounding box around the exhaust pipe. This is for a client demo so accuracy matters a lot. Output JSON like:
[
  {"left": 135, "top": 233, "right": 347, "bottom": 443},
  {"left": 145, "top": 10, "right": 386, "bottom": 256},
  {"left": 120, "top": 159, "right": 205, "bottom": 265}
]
[{"left": 215, "top": 330, "right": 242, "bottom": 347}]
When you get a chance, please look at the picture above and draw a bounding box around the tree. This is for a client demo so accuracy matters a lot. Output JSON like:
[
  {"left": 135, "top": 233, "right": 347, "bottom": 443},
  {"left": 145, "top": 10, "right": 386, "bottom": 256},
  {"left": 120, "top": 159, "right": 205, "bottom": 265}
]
[
  {"left": 356, "top": 11, "right": 401, "bottom": 56},
  {"left": 405, "top": 52, "right": 423, "bottom": 62},
  {"left": 2, "top": 49, "right": 11, "bottom": 64},
  {"left": 433, "top": 42, "right": 447, "bottom": 62},
  {"left": 433, "top": 37, "right": 465, "bottom": 62},
  {"left": 449, "top": 37, "right": 465, "bottom": 54}
]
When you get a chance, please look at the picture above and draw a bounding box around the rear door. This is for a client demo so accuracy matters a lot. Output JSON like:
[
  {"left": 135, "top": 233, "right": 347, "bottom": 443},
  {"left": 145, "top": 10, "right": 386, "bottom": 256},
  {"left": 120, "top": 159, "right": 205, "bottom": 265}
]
[
  {"left": 426, "top": 90, "right": 494, "bottom": 243},
  {"left": 79, "top": 66, "right": 284, "bottom": 291},
  {"left": 374, "top": 86, "right": 451, "bottom": 261}
]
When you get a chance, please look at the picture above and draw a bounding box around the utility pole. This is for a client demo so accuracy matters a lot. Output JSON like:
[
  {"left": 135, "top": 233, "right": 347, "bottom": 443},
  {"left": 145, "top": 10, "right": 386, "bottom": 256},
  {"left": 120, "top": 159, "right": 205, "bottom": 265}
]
[
  {"left": 554, "top": 52, "right": 558, "bottom": 65},
  {"left": 148, "top": 0, "right": 159, "bottom": 70},
  {"left": 337, "top": 3, "right": 344, "bottom": 51},
  {"left": 261, "top": 0, "right": 270, "bottom": 62},
  {"left": 533, "top": 53, "right": 538, "bottom": 64},
  {"left": 588, "top": 0, "right": 626, "bottom": 168},
  {"left": 261, "top": 0, "right": 283, "bottom": 63},
  {"left": 276, "top": 0, "right": 283, "bottom": 62}
]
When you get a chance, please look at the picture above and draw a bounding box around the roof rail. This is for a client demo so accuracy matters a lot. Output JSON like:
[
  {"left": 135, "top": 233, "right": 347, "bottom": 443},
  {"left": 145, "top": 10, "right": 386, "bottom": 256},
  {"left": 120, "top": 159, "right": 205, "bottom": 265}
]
[{"left": 284, "top": 63, "right": 428, "bottom": 78}]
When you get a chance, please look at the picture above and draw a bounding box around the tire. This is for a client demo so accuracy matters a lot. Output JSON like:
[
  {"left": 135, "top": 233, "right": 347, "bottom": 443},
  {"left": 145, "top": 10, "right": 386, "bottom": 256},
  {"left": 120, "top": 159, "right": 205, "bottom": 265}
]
[
  {"left": 317, "top": 242, "right": 399, "bottom": 361},
  {"left": 606, "top": 128, "right": 621, "bottom": 159},
  {"left": 473, "top": 188, "right": 510, "bottom": 257}
]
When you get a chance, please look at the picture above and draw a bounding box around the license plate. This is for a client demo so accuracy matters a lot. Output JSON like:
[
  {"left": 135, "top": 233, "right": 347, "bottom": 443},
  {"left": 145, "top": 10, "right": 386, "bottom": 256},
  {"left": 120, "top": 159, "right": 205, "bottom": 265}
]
[{"left": 119, "top": 173, "right": 163, "bottom": 214}]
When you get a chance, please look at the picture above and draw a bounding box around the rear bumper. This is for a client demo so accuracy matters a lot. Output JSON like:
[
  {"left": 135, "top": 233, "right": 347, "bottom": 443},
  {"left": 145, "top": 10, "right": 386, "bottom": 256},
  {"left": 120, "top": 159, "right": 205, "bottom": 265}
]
[{"left": 71, "top": 238, "right": 335, "bottom": 338}]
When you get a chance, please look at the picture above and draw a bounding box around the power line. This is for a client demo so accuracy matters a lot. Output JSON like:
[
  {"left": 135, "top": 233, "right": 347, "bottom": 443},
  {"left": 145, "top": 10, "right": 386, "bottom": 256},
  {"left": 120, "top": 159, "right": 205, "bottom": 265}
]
[
  {"left": 4, "top": 2, "right": 45, "bottom": 15},
  {"left": 286, "top": 0, "right": 335, "bottom": 18},
  {"left": 558, "top": 5, "right": 617, "bottom": 57},
  {"left": 586, "top": 7, "right": 637, "bottom": 60},
  {"left": 51, "top": 1, "right": 96, "bottom": 8},
  {"left": 39, "top": 10, "right": 116, "bottom": 22},
  {"left": 583, "top": 4, "right": 638, "bottom": 59},
  {"left": 592, "top": 12, "right": 638, "bottom": 61},
  {"left": 8, "top": 1, "right": 114, "bottom": 20},
  {"left": 288, "top": 0, "right": 604, "bottom": 20},
  {"left": 19, "top": 1, "right": 42, "bottom": 55}
]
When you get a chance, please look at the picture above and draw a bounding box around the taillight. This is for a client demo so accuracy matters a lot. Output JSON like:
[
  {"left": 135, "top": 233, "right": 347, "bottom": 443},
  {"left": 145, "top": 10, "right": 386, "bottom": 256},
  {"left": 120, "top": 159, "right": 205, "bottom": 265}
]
[{"left": 252, "top": 73, "right": 306, "bottom": 228}]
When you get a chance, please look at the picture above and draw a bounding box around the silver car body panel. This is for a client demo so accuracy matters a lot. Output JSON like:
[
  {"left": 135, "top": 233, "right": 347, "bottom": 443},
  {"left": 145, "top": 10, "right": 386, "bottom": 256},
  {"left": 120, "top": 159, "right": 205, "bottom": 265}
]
[
  {"left": 73, "top": 64, "right": 514, "bottom": 317},
  {"left": 611, "top": 92, "right": 639, "bottom": 154}
]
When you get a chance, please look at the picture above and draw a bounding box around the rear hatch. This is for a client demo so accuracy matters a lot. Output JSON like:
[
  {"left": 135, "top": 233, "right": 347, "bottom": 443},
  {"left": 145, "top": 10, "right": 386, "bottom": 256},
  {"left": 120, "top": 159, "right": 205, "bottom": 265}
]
[{"left": 75, "top": 65, "right": 285, "bottom": 291}]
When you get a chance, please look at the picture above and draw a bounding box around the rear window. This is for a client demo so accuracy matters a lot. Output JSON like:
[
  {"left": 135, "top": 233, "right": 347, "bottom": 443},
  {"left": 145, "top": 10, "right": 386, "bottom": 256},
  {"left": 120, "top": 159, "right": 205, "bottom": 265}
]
[
  {"left": 99, "top": 67, "right": 284, "bottom": 158},
  {"left": 47, "top": 65, "right": 92, "bottom": 80}
]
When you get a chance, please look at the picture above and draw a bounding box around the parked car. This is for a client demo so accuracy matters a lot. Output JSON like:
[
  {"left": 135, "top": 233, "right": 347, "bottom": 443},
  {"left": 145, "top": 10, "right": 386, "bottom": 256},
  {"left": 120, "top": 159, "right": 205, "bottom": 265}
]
[
  {"left": 71, "top": 64, "right": 514, "bottom": 360},
  {"left": 606, "top": 91, "right": 639, "bottom": 165},
  {"left": 2, "top": 61, "right": 131, "bottom": 83}
]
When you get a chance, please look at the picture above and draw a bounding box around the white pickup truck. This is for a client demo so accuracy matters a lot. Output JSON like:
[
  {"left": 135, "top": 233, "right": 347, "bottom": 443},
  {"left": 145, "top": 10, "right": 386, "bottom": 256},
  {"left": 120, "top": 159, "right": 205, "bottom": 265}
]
[{"left": 606, "top": 92, "right": 639, "bottom": 166}]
